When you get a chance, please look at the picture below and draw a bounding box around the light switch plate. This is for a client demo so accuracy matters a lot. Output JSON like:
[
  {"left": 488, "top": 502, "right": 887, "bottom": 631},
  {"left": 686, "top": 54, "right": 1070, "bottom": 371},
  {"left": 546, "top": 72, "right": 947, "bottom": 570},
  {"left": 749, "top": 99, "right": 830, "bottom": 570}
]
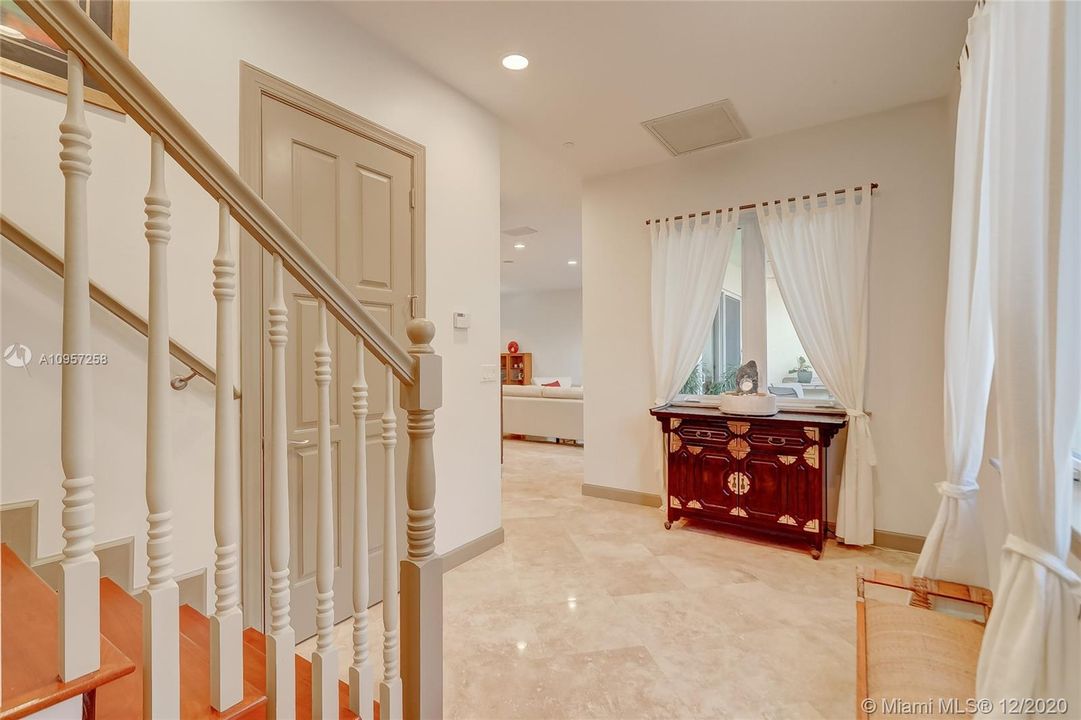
[{"left": 480, "top": 364, "right": 499, "bottom": 383}]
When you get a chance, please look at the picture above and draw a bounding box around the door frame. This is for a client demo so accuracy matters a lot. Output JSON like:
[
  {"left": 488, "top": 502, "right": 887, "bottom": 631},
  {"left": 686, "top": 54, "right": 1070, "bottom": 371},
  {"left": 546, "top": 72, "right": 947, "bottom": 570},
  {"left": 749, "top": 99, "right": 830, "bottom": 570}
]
[{"left": 238, "top": 62, "right": 426, "bottom": 630}]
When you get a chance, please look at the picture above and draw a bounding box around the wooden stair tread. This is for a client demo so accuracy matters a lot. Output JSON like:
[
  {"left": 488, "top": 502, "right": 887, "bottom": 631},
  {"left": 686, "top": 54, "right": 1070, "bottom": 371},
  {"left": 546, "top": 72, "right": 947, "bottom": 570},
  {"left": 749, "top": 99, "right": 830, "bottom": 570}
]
[
  {"left": 1, "top": 545, "right": 136, "bottom": 720},
  {"left": 182, "top": 607, "right": 362, "bottom": 720},
  {"left": 97, "top": 578, "right": 267, "bottom": 719}
]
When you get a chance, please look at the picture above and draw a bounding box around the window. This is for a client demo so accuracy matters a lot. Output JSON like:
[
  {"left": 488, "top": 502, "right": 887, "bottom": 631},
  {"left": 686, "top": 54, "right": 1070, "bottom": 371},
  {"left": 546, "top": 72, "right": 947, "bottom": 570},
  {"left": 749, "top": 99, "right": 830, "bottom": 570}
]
[
  {"left": 680, "top": 233, "right": 743, "bottom": 396},
  {"left": 676, "top": 218, "right": 837, "bottom": 408},
  {"left": 680, "top": 292, "right": 742, "bottom": 395}
]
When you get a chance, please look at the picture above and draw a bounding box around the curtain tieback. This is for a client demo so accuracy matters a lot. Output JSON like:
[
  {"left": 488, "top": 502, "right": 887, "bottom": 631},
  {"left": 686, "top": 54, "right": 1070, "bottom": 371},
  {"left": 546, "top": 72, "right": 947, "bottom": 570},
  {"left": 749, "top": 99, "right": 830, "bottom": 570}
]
[
  {"left": 935, "top": 481, "right": 978, "bottom": 499},
  {"left": 844, "top": 408, "right": 877, "bottom": 466},
  {"left": 1003, "top": 534, "right": 1081, "bottom": 596}
]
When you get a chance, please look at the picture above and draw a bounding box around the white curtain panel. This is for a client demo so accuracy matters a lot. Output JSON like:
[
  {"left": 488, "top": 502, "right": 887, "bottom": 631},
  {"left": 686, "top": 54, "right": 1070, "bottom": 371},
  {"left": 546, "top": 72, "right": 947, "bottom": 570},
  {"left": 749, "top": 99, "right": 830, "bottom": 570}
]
[
  {"left": 913, "top": 6, "right": 993, "bottom": 590},
  {"left": 976, "top": 0, "right": 1081, "bottom": 707},
  {"left": 756, "top": 189, "right": 876, "bottom": 546},
  {"left": 650, "top": 211, "right": 739, "bottom": 404}
]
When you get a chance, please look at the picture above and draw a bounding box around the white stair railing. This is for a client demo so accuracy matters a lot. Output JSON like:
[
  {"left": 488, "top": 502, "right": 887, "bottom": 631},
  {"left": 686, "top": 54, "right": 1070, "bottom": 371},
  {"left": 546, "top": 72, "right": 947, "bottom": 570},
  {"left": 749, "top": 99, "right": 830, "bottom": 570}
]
[
  {"left": 380, "top": 367, "right": 402, "bottom": 720},
  {"left": 143, "top": 132, "right": 180, "bottom": 719},
  {"left": 312, "top": 305, "right": 338, "bottom": 718},
  {"left": 350, "top": 339, "right": 375, "bottom": 720},
  {"left": 21, "top": 2, "right": 445, "bottom": 718},
  {"left": 266, "top": 258, "right": 295, "bottom": 718},
  {"left": 56, "top": 51, "right": 100, "bottom": 683},
  {"left": 211, "top": 199, "right": 243, "bottom": 710}
]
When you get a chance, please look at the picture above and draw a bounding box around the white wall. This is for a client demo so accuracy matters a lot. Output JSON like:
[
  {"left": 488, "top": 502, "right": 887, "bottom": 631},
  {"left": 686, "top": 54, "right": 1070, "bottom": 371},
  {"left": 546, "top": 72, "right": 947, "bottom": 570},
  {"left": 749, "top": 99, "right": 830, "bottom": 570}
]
[
  {"left": 1, "top": 0, "right": 501, "bottom": 580},
  {"left": 2, "top": 241, "right": 218, "bottom": 607},
  {"left": 583, "top": 96, "right": 957, "bottom": 538},
  {"left": 501, "top": 289, "right": 583, "bottom": 385}
]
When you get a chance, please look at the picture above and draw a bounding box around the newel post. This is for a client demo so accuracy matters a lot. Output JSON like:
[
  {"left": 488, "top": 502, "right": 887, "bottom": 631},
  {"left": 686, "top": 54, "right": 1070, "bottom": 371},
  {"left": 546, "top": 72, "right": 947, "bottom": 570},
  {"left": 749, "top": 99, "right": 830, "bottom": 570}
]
[{"left": 400, "top": 318, "right": 443, "bottom": 720}]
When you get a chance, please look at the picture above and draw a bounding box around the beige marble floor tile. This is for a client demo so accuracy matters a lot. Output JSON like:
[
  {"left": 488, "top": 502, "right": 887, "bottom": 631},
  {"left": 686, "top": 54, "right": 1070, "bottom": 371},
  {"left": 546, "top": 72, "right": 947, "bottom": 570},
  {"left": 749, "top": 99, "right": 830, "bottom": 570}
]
[{"left": 297, "top": 438, "right": 917, "bottom": 719}]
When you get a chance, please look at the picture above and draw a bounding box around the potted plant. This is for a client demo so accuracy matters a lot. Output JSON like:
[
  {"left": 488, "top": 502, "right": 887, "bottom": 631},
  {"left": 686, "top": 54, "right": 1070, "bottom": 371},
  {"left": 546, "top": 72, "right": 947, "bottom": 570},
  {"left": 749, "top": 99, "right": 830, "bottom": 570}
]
[{"left": 790, "top": 356, "right": 813, "bottom": 384}]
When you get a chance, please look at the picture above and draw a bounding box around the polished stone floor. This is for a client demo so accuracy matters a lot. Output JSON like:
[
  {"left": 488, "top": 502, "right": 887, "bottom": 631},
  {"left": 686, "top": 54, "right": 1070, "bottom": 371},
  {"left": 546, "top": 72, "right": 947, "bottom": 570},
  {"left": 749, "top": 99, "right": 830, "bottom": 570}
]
[{"left": 299, "top": 438, "right": 917, "bottom": 719}]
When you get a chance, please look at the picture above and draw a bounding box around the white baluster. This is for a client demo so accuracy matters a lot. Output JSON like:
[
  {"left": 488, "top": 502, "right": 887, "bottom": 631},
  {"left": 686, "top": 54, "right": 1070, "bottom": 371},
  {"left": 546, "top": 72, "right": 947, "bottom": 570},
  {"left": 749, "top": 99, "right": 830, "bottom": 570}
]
[
  {"left": 57, "top": 50, "right": 100, "bottom": 682},
  {"left": 350, "top": 339, "right": 374, "bottom": 719},
  {"left": 266, "top": 257, "right": 296, "bottom": 719},
  {"left": 312, "top": 303, "right": 337, "bottom": 719},
  {"left": 143, "top": 132, "right": 179, "bottom": 719},
  {"left": 211, "top": 200, "right": 242, "bottom": 710},
  {"left": 379, "top": 367, "right": 402, "bottom": 720},
  {"left": 400, "top": 319, "right": 443, "bottom": 720}
]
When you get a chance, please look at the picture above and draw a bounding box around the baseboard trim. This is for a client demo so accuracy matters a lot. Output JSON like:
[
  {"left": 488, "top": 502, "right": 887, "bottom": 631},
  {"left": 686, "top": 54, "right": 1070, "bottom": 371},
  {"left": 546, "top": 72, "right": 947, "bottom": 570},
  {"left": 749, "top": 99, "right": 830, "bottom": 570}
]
[
  {"left": 441, "top": 527, "right": 505, "bottom": 572},
  {"left": 582, "top": 483, "right": 663, "bottom": 508},
  {"left": 872, "top": 529, "right": 926, "bottom": 554},
  {"left": 175, "top": 569, "right": 208, "bottom": 614},
  {"left": 825, "top": 521, "right": 926, "bottom": 554},
  {"left": 2, "top": 500, "right": 208, "bottom": 607},
  {"left": 34, "top": 537, "right": 135, "bottom": 593}
]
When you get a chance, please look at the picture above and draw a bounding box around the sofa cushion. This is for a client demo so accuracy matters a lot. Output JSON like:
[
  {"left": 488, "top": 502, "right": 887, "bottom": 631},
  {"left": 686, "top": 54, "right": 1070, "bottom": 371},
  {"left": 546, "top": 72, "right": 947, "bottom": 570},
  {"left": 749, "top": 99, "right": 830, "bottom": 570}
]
[
  {"left": 541, "top": 386, "right": 583, "bottom": 400},
  {"left": 502, "top": 384, "right": 544, "bottom": 397}
]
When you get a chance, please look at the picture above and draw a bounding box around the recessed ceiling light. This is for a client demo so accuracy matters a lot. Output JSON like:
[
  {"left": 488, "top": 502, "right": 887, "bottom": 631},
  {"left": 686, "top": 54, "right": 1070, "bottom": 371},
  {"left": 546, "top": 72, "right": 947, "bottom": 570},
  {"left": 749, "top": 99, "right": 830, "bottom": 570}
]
[
  {"left": 501, "top": 54, "right": 529, "bottom": 71},
  {"left": 513, "top": 243, "right": 526, "bottom": 249},
  {"left": 0, "top": 25, "right": 26, "bottom": 40},
  {"left": 567, "top": 259, "right": 578, "bottom": 266}
]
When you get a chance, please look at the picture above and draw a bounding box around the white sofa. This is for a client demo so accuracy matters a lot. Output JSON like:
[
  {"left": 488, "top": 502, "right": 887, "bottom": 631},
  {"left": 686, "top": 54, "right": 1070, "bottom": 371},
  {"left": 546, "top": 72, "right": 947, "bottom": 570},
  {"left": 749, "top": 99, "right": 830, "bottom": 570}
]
[{"left": 502, "top": 384, "right": 584, "bottom": 443}]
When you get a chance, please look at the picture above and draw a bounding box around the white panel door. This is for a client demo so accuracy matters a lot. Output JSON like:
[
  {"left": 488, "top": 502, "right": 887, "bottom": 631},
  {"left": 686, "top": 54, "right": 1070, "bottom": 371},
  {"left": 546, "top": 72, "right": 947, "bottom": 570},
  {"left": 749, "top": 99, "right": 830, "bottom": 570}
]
[{"left": 259, "top": 93, "right": 416, "bottom": 641}]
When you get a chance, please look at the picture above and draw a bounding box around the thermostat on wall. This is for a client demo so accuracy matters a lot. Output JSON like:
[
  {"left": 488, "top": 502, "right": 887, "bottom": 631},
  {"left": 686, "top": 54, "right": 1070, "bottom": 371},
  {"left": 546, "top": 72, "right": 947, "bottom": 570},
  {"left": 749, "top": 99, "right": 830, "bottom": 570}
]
[{"left": 453, "top": 312, "right": 471, "bottom": 329}]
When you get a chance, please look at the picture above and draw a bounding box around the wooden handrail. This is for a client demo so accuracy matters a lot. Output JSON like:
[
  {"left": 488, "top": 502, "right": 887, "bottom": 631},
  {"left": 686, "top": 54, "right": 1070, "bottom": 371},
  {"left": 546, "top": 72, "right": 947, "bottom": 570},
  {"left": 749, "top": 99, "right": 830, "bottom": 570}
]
[
  {"left": 15, "top": 0, "right": 416, "bottom": 385},
  {"left": 2, "top": 214, "right": 219, "bottom": 390}
]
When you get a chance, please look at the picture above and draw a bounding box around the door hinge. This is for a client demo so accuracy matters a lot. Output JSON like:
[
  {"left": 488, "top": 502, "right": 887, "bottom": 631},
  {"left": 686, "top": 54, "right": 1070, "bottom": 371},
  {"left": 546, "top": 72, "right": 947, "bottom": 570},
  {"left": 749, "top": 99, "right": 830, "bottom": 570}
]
[
  {"left": 409, "top": 188, "right": 416, "bottom": 209},
  {"left": 408, "top": 294, "right": 419, "bottom": 319}
]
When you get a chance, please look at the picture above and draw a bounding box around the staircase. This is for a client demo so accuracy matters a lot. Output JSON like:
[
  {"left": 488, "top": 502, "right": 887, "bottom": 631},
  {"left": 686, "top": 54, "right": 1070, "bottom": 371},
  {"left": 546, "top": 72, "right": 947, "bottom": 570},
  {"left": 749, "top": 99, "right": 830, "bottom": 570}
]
[
  {"left": 1, "top": 1, "right": 444, "bottom": 718},
  {"left": 3, "top": 544, "right": 381, "bottom": 719}
]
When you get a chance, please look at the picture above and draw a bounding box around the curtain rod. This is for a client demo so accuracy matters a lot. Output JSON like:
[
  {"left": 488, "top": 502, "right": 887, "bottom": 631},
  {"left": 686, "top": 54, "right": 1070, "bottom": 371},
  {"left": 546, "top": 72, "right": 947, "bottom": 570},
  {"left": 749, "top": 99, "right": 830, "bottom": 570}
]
[{"left": 644, "top": 182, "right": 878, "bottom": 227}]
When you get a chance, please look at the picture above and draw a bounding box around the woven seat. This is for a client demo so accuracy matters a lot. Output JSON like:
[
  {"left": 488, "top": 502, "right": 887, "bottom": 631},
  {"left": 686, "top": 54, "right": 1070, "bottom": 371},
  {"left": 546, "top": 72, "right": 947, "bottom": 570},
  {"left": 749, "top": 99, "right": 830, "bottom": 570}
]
[{"left": 856, "top": 568, "right": 993, "bottom": 720}]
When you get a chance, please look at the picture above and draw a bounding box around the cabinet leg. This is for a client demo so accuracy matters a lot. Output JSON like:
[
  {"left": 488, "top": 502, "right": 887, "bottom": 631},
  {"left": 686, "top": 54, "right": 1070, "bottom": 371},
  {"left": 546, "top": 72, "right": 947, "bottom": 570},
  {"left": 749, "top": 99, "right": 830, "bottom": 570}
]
[
  {"left": 811, "top": 548, "right": 821, "bottom": 560},
  {"left": 665, "top": 504, "right": 679, "bottom": 530}
]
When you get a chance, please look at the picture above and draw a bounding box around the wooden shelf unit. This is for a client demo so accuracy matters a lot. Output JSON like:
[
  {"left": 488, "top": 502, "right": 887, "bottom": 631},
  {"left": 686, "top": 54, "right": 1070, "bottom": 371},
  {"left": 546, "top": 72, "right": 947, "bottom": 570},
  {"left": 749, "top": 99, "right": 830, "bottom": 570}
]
[{"left": 500, "top": 352, "right": 532, "bottom": 385}]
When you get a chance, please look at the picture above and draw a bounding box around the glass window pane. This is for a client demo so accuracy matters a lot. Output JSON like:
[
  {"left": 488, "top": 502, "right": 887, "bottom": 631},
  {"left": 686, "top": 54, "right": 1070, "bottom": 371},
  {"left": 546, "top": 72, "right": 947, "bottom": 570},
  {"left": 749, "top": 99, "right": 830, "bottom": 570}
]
[
  {"left": 765, "top": 261, "right": 834, "bottom": 402},
  {"left": 678, "top": 233, "right": 744, "bottom": 397}
]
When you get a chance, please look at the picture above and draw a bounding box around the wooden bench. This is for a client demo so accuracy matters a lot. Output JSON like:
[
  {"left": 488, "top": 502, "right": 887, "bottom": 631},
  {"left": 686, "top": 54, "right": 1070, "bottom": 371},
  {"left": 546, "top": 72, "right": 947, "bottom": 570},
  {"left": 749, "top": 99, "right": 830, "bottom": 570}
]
[{"left": 856, "top": 567, "right": 993, "bottom": 719}]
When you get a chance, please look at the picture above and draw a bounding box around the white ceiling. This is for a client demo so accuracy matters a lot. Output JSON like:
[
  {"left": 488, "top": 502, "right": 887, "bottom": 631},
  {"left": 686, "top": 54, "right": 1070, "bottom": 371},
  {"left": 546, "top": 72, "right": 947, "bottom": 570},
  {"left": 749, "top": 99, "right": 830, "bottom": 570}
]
[
  {"left": 339, "top": 1, "right": 971, "bottom": 179},
  {"left": 499, "top": 127, "right": 583, "bottom": 293},
  {"left": 336, "top": 1, "right": 970, "bottom": 292}
]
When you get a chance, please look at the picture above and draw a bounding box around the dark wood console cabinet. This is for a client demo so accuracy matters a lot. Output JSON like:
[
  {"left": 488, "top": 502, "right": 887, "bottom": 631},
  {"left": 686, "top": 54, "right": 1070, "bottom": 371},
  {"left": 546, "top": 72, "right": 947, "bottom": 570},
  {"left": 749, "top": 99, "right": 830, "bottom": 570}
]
[{"left": 650, "top": 405, "right": 846, "bottom": 558}]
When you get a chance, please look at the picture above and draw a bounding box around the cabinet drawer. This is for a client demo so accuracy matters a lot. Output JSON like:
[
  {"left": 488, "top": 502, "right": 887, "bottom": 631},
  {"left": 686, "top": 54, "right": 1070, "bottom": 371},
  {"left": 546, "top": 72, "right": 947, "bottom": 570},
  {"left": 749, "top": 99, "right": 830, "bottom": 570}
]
[
  {"left": 744, "top": 423, "right": 816, "bottom": 454},
  {"left": 675, "top": 424, "right": 733, "bottom": 447}
]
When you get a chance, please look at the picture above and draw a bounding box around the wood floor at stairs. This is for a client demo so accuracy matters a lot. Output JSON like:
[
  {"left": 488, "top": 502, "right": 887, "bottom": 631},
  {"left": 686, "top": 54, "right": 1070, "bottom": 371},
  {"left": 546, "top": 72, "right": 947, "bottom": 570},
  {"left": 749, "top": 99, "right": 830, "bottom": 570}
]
[
  {"left": 2, "top": 542, "right": 374, "bottom": 720},
  {"left": 1, "top": 545, "right": 135, "bottom": 720},
  {"left": 98, "top": 578, "right": 267, "bottom": 719},
  {"left": 179, "top": 605, "right": 369, "bottom": 720}
]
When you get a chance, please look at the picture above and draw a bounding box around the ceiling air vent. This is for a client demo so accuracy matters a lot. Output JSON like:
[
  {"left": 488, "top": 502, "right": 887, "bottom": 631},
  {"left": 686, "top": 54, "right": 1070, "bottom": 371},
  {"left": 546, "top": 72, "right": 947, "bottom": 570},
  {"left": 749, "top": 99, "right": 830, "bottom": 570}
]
[
  {"left": 642, "top": 99, "right": 748, "bottom": 156},
  {"left": 501, "top": 226, "right": 538, "bottom": 237}
]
